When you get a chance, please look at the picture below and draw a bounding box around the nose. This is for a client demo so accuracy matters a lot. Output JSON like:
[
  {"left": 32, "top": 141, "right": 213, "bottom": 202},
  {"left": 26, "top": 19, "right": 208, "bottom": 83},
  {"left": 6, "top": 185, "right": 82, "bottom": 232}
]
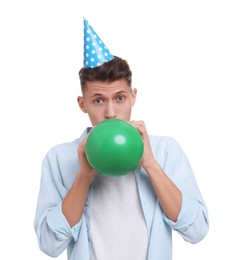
[{"left": 105, "top": 101, "right": 117, "bottom": 119}]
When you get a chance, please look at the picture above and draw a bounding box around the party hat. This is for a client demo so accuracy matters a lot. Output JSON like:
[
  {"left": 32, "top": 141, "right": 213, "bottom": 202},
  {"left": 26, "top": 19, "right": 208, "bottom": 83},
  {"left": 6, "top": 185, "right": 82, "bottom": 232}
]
[{"left": 84, "top": 18, "right": 114, "bottom": 68}]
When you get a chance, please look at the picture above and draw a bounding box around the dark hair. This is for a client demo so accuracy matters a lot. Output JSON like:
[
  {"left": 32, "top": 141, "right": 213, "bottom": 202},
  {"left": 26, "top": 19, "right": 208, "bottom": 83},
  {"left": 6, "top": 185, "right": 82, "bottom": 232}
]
[{"left": 79, "top": 56, "right": 132, "bottom": 93}]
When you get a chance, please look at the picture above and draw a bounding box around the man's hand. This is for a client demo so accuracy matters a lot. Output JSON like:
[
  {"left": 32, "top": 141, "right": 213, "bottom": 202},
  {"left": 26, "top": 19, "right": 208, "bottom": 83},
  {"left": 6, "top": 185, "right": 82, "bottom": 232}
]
[
  {"left": 78, "top": 136, "right": 96, "bottom": 181},
  {"left": 130, "top": 120, "right": 157, "bottom": 170}
]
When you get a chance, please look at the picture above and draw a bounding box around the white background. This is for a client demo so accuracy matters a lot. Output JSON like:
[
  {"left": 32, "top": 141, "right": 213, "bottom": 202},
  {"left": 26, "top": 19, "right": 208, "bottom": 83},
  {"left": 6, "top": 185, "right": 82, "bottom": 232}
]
[{"left": 0, "top": 0, "right": 238, "bottom": 259}]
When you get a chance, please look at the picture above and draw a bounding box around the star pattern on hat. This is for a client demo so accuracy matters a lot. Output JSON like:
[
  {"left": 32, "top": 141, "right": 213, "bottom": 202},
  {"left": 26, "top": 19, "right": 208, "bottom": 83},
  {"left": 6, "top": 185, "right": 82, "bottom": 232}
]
[{"left": 84, "top": 18, "right": 114, "bottom": 68}]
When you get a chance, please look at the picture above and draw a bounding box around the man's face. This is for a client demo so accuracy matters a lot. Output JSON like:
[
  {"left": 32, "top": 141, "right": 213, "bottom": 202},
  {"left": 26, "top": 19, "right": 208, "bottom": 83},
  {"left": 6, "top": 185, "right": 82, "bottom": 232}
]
[{"left": 77, "top": 79, "right": 137, "bottom": 126}]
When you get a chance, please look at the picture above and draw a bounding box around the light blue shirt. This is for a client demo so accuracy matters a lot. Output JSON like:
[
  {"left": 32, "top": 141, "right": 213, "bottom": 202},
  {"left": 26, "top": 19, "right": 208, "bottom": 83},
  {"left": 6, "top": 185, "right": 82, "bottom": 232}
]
[{"left": 34, "top": 129, "right": 209, "bottom": 260}]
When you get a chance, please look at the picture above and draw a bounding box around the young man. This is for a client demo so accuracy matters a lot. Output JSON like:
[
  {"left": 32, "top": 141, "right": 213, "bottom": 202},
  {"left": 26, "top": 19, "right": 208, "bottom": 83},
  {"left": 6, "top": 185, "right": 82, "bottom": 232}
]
[{"left": 34, "top": 19, "right": 209, "bottom": 260}]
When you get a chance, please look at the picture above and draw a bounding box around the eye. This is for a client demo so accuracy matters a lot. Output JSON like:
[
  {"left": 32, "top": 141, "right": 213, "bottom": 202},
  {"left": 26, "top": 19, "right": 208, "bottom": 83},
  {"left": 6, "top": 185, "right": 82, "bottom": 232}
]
[
  {"left": 116, "top": 95, "right": 125, "bottom": 102},
  {"left": 94, "top": 98, "right": 103, "bottom": 104}
]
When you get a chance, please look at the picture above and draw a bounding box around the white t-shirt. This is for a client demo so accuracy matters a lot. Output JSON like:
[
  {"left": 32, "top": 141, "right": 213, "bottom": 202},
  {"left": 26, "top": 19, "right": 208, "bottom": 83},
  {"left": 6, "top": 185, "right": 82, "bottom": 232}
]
[{"left": 90, "top": 172, "right": 148, "bottom": 260}]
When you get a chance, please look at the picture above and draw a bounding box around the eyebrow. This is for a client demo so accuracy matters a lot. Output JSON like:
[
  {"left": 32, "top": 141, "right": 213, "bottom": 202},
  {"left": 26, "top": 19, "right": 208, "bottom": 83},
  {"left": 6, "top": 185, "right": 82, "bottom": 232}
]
[{"left": 90, "top": 90, "right": 128, "bottom": 99}]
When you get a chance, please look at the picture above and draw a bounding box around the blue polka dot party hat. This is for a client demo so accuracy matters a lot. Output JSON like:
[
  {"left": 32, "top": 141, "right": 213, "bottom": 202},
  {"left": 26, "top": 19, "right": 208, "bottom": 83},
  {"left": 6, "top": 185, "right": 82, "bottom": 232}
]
[{"left": 84, "top": 18, "right": 114, "bottom": 68}]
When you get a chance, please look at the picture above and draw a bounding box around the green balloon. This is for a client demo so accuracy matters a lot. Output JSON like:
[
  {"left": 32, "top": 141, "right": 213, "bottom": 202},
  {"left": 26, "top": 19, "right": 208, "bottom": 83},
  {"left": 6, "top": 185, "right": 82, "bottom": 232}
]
[{"left": 85, "top": 119, "right": 144, "bottom": 176}]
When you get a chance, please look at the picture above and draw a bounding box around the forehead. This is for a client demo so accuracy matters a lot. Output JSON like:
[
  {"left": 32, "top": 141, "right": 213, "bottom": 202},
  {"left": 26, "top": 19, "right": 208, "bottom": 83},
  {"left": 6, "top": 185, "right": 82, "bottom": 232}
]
[{"left": 84, "top": 79, "right": 131, "bottom": 96}]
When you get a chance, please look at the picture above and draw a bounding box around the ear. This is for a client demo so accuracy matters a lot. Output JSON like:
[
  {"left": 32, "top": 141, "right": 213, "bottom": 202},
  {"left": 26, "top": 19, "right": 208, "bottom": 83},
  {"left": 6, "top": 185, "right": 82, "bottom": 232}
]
[
  {"left": 77, "top": 96, "right": 87, "bottom": 113},
  {"left": 131, "top": 88, "right": 137, "bottom": 106}
]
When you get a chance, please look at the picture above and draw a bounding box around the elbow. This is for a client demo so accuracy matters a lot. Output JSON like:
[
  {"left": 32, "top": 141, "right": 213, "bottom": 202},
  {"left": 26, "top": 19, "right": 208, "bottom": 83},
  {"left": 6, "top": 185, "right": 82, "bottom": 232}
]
[
  {"left": 42, "top": 250, "right": 61, "bottom": 258},
  {"left": 37, "top": 230, "right": 67, "bottom": 257},
  {"left": 188, "top": 225, "right": 209, "bottom": 244},
  {"left": 39, "top": 240, "right": 63, "bottom": 258},
  {"left": 183, "top": 219, "right": 209, "bottom": 244}
]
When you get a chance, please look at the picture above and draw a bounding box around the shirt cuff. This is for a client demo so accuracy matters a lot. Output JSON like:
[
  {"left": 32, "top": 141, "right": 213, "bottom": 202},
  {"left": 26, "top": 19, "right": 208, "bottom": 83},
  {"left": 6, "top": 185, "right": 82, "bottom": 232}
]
[
  {"left": 162, "top": 192, "right": 199, "bottom": 231},
  {"left": 46, "top": 202, "right": 83, "bottom": 241}
]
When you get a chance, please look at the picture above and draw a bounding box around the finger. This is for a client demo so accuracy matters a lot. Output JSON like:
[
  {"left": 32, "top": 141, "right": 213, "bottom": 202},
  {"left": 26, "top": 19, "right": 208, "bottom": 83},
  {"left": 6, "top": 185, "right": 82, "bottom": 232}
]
[{"left": 131, "top": 121, "right": 147, "bottom": 135}]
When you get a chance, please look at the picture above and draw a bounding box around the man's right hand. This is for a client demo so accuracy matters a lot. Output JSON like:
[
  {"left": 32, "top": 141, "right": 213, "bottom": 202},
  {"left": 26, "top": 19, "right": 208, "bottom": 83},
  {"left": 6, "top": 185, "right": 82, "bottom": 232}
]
[{"left": 78, "top": 136, "right": 96, "bottom": 182}]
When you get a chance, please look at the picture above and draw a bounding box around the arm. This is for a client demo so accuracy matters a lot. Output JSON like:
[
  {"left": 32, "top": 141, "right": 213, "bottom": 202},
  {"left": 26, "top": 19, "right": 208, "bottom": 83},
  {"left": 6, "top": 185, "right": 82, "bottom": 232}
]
[
  {"left": 62, "top": 137, "right": 96, "bottom": 227},
  {"left": 131, "top": 120, "right": 182, "bottom": 222},
  {"left": 34, "top": 137, "right": 96, "bottom": 257},
  {"left": 131, "top": 120, "right": 209, "bottom": 244}
]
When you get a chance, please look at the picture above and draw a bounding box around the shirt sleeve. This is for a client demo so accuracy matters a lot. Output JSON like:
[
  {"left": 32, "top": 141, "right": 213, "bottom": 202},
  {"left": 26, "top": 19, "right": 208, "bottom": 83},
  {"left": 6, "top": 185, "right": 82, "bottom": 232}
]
[
  {"left": 34, "top": 148, "right": 83, "bottom": 257},
  {"left": 46, "top": 202, "right": 83, "bottom": 242},
  {"left": 162, "top": 138, "right": 209, "bottom": 243}
]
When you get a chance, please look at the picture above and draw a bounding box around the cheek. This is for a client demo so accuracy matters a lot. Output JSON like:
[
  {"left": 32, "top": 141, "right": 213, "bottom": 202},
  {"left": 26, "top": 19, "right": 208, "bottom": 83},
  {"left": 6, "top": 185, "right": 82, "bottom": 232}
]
[
  {"left": 124, "top": 101, "right": 134, "bottom": 111},
  {"left": 87, "top": 105, "right": 102, "bottom": 114},
  {"left": 118, "top": 103, "right": 133, "bottom": 118},
  {"left": 86, "top": 107, "right": 105, "bottom": 123}
]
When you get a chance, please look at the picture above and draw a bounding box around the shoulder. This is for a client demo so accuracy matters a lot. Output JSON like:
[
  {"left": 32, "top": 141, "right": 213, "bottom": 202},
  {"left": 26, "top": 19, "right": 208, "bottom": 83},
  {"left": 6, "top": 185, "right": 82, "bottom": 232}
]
[
  {"left": 149, "top": 135, "right": 181, "bottom": 151},
  {"left": 149, "top": 135, "right": 186, "bottom": 166},
  {"left": 44, "top": 138, "right": 80, "bottom": 162}
]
